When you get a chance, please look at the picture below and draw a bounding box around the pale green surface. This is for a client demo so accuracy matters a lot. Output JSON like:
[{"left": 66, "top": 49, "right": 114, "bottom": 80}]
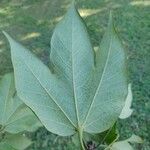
[
  {"left": 50, "top": 5, "right": 94, "bottom": 127},
  {"left": 83, "top": 13, "right": 128, "bottom": 133},
  {"left": 0, "top": 73, "right": 41, "bottom": 133},
  {"left": 111, "top": 134, "right": 143, "bottom": 150},
  {"left": 4, "top": 4, "right": 127, "bottom": 139},
  {"left": 0, "top": 0, "right": 149, "bottom": 149},
  {"left": 111, "top": 141, "right": 134, "bottom": 150},
  {"left": 119, "top": 84, "right": 133, "bottom": 119}
]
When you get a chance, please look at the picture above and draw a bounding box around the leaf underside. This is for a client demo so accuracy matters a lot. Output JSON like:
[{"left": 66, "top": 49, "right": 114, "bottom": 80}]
[{"left": 3, "top": 5, "right": 128, "bottom": 136}]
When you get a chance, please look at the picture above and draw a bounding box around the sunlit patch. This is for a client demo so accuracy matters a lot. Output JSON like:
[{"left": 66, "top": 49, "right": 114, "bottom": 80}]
[
  {"left": 130, "top": 1, "right": 150, "bottom": 6},
  {"left": 94, "top": 46, "right": 99, "bottom": 52},
  {"left": 79, "top": 8, "right": 104, "bottom": 17},
  {"left": 0, "top": 6, "right": 14, "bottom": 15},
  {"left": 21, "top": 32, "right": 41, "bottom": 40},
  {"left": 0, "top": 8, "right": 7, "bottom": 14},
  {"left": 0, "top": 41, "right": 4, "bottom": 46},
  {"left": 54, "top": 16, "right": 63, "bottom": 22},
  {"left": 0, "top": 49, "right": 3, "bottom": 53}
]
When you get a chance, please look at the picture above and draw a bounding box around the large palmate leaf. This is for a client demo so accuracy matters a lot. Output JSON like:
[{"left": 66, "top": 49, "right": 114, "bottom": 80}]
[
  {"left": 0, "top": 73, "right": 42, "bottom": 133},
  {"left": 3, "top": 4, "right": 128, "bottom": 148}
]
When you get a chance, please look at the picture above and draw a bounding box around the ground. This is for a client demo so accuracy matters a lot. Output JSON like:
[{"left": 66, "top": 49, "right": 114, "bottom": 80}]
[{"left": 0, "top": 0, "right": 149, "bottom": 149}]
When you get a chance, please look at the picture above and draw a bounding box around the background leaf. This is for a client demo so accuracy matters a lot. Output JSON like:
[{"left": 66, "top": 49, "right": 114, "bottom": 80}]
[
  {"left": 0, "top": 73, "right": 42, "bottom": 133},
  {"left": 110, "top": 134, "right": 143, "bottom": 150},
  {"left": 119, "top": 84, "right": 133, "bottom": 119},
  {"left": 3, "top": 133, "right": 32, "bottom": 150},
  {"left": 111, "top": 141, "right": 133, "bottom": 150},
  {"left": 0, "top": 142, "right": 16, "bottom": 150},
  {"left": 0, "top": 133, "right": 32, "bottom": 150},
  {"left": 126, "top": 134, "right": 143, "bottom": 144},
  {"left": 83, "top": 124, "right": 118, "bottom": 147}
]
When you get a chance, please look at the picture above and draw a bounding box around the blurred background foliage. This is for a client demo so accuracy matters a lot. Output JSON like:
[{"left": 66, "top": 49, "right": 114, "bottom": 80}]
[{"left": 0, "top": 0, "right": 149, "bottom": 149}]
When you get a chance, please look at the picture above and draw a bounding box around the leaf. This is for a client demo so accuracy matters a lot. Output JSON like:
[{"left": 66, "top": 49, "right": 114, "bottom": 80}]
[
  {"left": 111, "top": 141, "right": 134, "bottom": 150},
  {"left": 0, "top": 73, "right": 42, "bottom": 133},
  {"left": 0, "top": 133, "right": 32, "bottom": 150},
  {"left": 3, "top": 3, "right": 127, "bottom": 143},
  {"left": 104, "top": 124, "right": 119, "bottom": 145},
  {"left": 3, "top": 133, "right": 32, "bottom": 150},
  {"left": 0, "top": 142, "right": 16, "bottom": 150},
  {"left": 71, "top": 133, "right": 81, "bottom": 148},
  {"left": 110, "top": 134, "right": 143, "bottom": 150},
  {"left": 126, "top": 134, "right": 143, "bottom": 143},
  {"left": 119, "top": 84, "right": 133, "bottom": 119},
  {"left": 83, "top": 124, "right": 118, "bottom": 145}
]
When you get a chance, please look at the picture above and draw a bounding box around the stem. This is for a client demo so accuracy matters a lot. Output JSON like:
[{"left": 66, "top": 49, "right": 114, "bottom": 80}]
[{"left": 78, "top": 128, "right": 85, "bottom": 150}]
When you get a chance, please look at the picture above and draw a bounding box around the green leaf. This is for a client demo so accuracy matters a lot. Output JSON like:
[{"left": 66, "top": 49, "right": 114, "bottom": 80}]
[
  {"left": 104, "top": 124, "right": 119, "bottom": 145},
  {"left": 83, "top": 124, "right": 118, "bottom": 145},
  {"left": 119, "top": 84, "right": 133, "bottom": 119},
  {"left": 111, "top": 141, "right": 134, "bottom": 150},
  {"left": 71, "top": 133, "right": 81, "bottom": 148},
  {"left": 0, "top": 73, "right": 42, "bottom": 133},
  {"left": 3, "top": 133, "right": 32, "bottom": 150},
  {"left": 126, "top": 134, "right": 143, "bottom": 144},
  {"left": 3, "top": 3, "right": 128, "bottom": 145},
  {"left": 0, "top": 133, "right": 32, "bottom": 150},
  {"left": 110, "top": 134, "right": 143, "bottom": 150},
  {"left": 0, "top": 142, "right": 16, "bottom": 150}
]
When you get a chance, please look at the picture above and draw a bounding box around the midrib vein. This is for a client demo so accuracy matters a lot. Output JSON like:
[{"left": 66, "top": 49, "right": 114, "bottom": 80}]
[
  {"left": 21, "top": 61, "right": 76, "bottom": 128},
  {"left": 71, "top": 17, "right": 80, "bottom": 129},
  {"left": 82, "top": 34, "right": 113, "bottom": 127}
]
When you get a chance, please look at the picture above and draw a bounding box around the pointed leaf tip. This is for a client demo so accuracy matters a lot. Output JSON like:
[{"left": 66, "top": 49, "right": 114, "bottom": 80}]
[
  {"left": 110, "top": 134, "right": 143, "bottom": 150},
  {"left": 2, "top": 31, "right": 14, "bottom": 44},
  {"left": 2, "top": 31, "right": 9, "bottom": 39},
  {"left": 71, "top": 0, "right": 77, "bottom": 7},
  {"left": 68, "top": 0, "right": 78, "bottom": 15}
]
